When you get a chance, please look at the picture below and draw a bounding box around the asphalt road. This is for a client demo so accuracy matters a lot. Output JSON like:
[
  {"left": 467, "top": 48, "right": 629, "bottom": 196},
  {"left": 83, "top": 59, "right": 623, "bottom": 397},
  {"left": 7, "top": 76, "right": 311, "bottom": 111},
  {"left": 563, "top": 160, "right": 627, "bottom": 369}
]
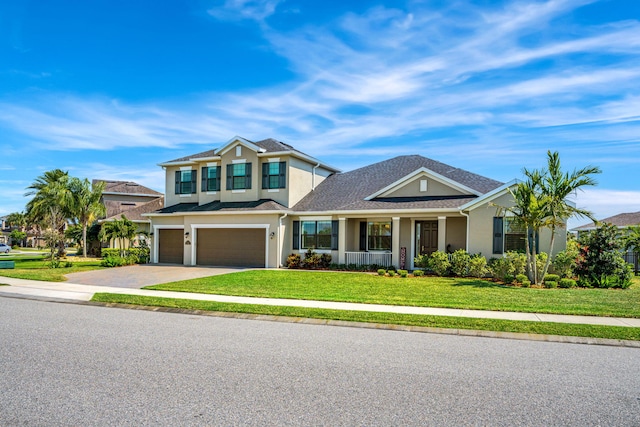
[{"left": 1, "top": 297, "right": 639, "bottom": 426}]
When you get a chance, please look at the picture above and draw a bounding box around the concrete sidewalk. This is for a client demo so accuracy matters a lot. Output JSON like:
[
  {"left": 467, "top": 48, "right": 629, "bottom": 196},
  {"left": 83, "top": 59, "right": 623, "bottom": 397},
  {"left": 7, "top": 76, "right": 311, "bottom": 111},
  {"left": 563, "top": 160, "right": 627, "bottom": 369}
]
[{"left": 1, "top": 276, "right": 639, "bottom": 328}]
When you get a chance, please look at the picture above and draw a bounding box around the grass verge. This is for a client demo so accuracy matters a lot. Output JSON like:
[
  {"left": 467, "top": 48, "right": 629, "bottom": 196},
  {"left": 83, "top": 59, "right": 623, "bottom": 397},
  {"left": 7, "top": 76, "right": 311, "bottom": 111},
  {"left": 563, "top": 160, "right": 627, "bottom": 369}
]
[
  {"left": 0, "top": 258, "right": 104, "bottom": 282},
  {"left": 146, "top": 270, "right": 640, "bottom": 318},
  {"left": 91, "top": 293, "right": 640, "bottom": 341}
]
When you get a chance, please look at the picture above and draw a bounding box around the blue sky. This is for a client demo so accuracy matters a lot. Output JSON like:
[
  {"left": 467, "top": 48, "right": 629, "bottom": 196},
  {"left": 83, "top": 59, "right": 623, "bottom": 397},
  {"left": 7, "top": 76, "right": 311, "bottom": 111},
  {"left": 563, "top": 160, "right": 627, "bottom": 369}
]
[{"left": 1, "top": 0, "right": 640, "bottom": 228}]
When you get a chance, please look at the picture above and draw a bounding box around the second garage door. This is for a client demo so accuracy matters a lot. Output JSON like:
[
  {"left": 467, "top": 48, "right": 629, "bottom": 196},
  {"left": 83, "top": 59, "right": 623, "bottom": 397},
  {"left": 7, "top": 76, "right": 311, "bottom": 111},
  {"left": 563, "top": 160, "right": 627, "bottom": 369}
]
[{"left": 197, "top": 228, "right": 266, "bottom": 267}]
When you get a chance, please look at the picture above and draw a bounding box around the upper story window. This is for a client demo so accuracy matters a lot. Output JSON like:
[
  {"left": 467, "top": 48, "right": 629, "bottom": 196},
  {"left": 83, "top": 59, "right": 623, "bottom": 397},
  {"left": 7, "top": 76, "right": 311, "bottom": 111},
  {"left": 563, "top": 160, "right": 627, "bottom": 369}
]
[
  {"left": 367, "top": 221, "right": 392, "bottom": 251},
  {"left": 201, "top": 166, "right": 221, "bottom": 192},
  {"left": 226, "top": 163, "right": 252, "bottom": 190},
  {"left": 175, "top": 169, "right": 197, "bottom": 195},
  {"left": 262, "top": 161, "right": 286, "bottom": 189}
]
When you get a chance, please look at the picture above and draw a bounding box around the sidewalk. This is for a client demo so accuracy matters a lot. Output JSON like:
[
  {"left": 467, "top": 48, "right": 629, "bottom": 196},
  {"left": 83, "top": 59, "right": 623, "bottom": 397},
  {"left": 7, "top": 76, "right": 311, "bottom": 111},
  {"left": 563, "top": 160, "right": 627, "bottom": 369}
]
[{"left": 1, "top": 276, "right": 639, "bottom": 328}]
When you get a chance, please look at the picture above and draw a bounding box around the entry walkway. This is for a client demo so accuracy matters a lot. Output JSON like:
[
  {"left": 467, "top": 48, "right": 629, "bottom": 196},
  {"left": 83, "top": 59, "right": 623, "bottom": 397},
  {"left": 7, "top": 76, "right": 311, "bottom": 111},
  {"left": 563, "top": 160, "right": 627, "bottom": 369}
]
[{"left": 1, "top": 276, "right": 639, "bottom": 327}]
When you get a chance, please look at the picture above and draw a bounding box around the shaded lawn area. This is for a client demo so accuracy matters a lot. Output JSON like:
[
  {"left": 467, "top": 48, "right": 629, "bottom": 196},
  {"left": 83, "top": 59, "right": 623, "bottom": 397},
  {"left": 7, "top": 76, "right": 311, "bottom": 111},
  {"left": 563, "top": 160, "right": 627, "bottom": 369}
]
[
  {"left": 0, "top": 258, "right": 104, "bottom": 282},
  {"left": 91, "top": 293, "right": 640, "bottom": 342},
  {"left": 146, "top": 271, "right": 640, "bottom": 318}
]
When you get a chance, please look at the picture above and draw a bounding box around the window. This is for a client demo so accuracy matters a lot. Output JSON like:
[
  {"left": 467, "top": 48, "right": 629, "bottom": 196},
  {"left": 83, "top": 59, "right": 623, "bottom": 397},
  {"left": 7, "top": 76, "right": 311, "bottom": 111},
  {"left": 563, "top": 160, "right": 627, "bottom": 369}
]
[
  {"left": 201, "top": 166, "right": 221, "bottom": 192},
  {"left": 175, "top": 170, "right": 197, "bottom": 195},
  {"left": 492, "top": 217, "right": 537, "bottom": 254},
  {"left": 367, "top": 222, "right": 391, "bottom": 251},
  {"left": 262, "top": 161, "right": 286, "bottom": 189},
  {"left": 292, "top": 220, "right": 338, "bottom": 250},
  {"left": 226, "top": 163, "right": 252, "bottom": 190}
]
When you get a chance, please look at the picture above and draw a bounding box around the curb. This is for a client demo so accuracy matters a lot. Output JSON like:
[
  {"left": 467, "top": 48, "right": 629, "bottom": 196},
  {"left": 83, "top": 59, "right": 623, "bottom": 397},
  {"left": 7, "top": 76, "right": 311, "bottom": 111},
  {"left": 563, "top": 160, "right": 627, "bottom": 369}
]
[{"left": 3, "top": 292, "right": 637, "bottom": 348}]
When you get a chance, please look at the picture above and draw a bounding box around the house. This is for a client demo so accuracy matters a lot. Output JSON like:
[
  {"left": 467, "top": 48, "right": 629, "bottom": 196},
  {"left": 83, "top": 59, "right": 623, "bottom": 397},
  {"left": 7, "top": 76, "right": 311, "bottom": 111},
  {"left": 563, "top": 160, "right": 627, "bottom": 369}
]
[
  {"left": 147, "top": 136, "right": 566, "bottom": 269},
  {"left": 0, "top": 216, "right": 9, "bottom": 245},
  {"left": 92, "top": 180, "right": 164, "bottom": 252},
  {"left": 572, "top": 211, "right": 640, "bottom": 234}
]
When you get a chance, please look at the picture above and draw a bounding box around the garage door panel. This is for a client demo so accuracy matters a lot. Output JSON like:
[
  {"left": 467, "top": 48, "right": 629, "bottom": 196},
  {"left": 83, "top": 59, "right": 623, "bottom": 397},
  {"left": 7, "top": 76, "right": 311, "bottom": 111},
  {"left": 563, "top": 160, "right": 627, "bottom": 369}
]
[
  {"left": 158, "top": 229, "right": 184, "bottom": 264},
  {"left": 197, "top": 229, "right": 265, "bottom": 267}
]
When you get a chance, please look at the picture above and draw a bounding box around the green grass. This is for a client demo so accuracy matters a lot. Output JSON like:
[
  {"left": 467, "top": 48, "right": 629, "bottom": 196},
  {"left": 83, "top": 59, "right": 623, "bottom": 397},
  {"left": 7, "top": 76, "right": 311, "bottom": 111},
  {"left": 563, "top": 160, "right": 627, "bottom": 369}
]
[
  {"left": 0, "top": 258, "right": 104, "bottom": 282},
  {"left": 146, "top": 270, "right": 640, "bottom": 318},
  {"left": 91, "top": 293, "right": 640, "bottom": 341}
]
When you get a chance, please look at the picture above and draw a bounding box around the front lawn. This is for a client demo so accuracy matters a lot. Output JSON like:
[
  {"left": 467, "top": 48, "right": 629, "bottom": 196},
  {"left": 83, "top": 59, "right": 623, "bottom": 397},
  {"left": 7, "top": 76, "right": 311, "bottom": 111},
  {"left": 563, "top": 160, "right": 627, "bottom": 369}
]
[
  {"left": 146, "top": 270, "right": 640, "bottom": 318},
  {"left": 0, "top": 258, "right": 104, "bottom": 282}
]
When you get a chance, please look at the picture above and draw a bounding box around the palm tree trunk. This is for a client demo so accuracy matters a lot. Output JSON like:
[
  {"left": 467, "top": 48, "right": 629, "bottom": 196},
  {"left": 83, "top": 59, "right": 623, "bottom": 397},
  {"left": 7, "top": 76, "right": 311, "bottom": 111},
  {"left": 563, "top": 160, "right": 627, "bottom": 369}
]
[
  {"left": 82, "top": 223, "right": 88, "bottom": 257},
  {"left": 540, "top": 225, "right": 556, "bottom": 280}
]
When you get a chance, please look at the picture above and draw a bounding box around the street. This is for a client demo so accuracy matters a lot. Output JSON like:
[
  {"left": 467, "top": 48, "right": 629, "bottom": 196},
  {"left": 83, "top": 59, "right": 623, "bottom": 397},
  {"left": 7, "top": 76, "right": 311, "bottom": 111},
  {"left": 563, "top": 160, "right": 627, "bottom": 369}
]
[{"left": 1, "top": 297, "right": 639, "bottom": 426}]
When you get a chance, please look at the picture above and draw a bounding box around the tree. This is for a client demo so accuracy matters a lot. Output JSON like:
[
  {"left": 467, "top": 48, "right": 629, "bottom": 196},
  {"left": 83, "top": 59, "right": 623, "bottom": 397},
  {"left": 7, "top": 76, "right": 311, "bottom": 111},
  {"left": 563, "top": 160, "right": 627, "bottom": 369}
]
[
  {"left": 6, "top": 212, "right": 27, "bottom": 246},
  {"left": 538, "top": 151, "right": 600, "bottom": 281},
  {"left": 9, "top": 230, "right": 27, "bottom": 247},
  {"left": 624, "top": 226, "right": 640, "bottom": 256},
  {"left": 99, "top": 215, "right": 138, "bottom": 257},
  {"left": 25, "top": 169, "right": 72, "bottom": 256},
  {"left": 68, "top": 178, "right": 105, "bottom": 257},
  {"left": 574, "top": 223, "right": 632, "bottom": 288}
]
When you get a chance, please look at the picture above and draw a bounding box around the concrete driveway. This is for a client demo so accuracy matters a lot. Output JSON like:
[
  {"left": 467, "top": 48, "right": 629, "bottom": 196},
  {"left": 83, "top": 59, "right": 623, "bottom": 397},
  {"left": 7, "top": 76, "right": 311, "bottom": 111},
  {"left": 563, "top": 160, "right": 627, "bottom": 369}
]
[{"left": 65, "top": 264, "right": 245, "bottom": 288}]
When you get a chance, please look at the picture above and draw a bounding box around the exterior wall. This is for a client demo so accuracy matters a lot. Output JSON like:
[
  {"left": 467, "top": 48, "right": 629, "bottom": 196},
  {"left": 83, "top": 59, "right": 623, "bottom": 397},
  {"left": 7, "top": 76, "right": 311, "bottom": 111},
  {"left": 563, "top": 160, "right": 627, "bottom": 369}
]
[
  {"left": 384, "top": 176, "right": 469, "bottom": 198},
  {"left": 445, "top": 217, "right": 467, "bottom": 252},
  {"left": 258, "top": 155, "right": 290, "bottom": 207},
  {"left": 198, "top": 161, "right": 222, "bottom": 206},
  {"left": 287, "top": 157, "right": 333, "bottom": 208},
  {"left": 220, "top": 146, "right": 260, "bottom": 203},
  {"left": 164, "top": 165, "right": 199, "bottom": 207}
]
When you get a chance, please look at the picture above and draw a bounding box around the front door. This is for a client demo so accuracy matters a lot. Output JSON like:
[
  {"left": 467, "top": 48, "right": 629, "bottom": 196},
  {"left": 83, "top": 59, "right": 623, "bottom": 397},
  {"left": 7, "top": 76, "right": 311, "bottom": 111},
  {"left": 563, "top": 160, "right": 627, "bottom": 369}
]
[{"left": 416, "top": 221, "right": 438, "bottom": 256}]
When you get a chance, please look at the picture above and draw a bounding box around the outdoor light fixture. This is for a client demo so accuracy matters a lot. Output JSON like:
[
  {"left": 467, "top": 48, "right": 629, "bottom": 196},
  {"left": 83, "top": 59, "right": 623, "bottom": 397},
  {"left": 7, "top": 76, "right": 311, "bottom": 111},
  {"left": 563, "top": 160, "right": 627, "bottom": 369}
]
[
  {"left": 185, "top": 232, "right": 189, "bottom": 236},
  {"left": 270, "top": 232, "right": 275, "bottom": 238}
]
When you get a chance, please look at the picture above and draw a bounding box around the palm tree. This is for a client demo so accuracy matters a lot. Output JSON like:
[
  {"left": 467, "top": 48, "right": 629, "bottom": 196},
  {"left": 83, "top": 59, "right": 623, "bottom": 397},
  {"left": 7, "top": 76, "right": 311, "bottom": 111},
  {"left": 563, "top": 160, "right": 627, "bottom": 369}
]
[
  {"left": 6, "top": 212, "right": 27, "bottom": 246},
  {"left": 538, "top": 151, "right": 600, "bottom": 280},
  {"left": 69, "top": 178, "right": 105, "bottom": 257},
  {"left": 99, "top": 215, "right": 138, "bottom": 256},
  {"left": 25, "top": 169, "right": 72, "bottom": 256}
]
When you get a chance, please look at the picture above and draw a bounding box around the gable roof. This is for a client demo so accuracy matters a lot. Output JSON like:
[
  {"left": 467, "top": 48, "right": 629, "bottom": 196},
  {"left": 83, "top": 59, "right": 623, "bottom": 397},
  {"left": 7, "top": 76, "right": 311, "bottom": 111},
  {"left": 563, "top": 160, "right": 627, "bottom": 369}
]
[
  {"left": 573, "top": 211, "right": 640, "bottom": 231},
  {"left": 94, "top": 180, "right": 162, "bottom": 197},
  {"left": 293, "top": 155, "right": 503, "bottom": 212},
  {"left": 158, "top": 136, "right": 340, "bottom": 172},
  {"left": 103, "top": 197, "right": 165, "bottom": 222}
]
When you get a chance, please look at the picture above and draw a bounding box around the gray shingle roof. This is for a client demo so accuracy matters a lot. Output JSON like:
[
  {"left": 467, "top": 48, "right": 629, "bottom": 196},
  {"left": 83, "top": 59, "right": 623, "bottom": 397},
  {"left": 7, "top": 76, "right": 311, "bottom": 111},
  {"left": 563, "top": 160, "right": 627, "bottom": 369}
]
[
  {"left": 573, "top": 211, "right": 640, "bottom": 231},
  {"left": 155, "top": 199, "right": 288, "bottom": 214},
  {"left": 104, "top": 197, "right": 165, "bottom": 222},
  {"left": 293, "top": 155, "right": 503, "bottom": 212},
  {"left": 94, "top": 180, "right": 162, "bottom": 196}
]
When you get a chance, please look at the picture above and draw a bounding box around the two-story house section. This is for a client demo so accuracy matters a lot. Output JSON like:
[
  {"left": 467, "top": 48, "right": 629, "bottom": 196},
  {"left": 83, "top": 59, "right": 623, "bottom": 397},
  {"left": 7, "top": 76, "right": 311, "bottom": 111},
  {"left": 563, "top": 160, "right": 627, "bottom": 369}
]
[
  {"left": 149, "top": 136, "right": 339, "bottom": 267},
  {"left": 148, "top": 136, "right": 566, "bottom": 269}
]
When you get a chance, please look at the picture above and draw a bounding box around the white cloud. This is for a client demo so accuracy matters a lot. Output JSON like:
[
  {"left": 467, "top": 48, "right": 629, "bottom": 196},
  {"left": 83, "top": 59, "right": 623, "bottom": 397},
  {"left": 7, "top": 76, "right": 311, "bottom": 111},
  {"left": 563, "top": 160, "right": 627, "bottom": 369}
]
[
  {"left": 568, "top": 188, "right": 640, "bottom": 229},
  {"left": 207, "top": 0, "right": 281, "bottom": 22}
]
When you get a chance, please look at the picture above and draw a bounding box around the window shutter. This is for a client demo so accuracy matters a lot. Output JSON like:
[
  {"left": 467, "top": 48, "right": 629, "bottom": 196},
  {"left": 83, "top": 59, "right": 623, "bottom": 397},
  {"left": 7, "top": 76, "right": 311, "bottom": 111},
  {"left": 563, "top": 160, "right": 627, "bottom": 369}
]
[
  {"left": 201, "top": 167, "right": 207, "bottom": 192},
  {"left": 493, "top": 217, "right": 504, "bottom": 254},
  {"left": 292, "top": 221, "right": 300, "bottom": 250},
  {"left": 175, "top": 171, "right": 180, "bottom": 194},
  {"left": 331, "top": 220, "right": 338, "bottom": 250},
  {"left": 245, "top": 162, "right": 252, "bottom": 189},
  {"left": 262, "top": 163, "right": 269, "bottom": 189},
  {"left": 191, "top": 169, "right": 197, "bottom": 193},
  {"left": 359, "top": 222, "right": 367, "bottom": 251},
  {"left": 215, "top": 166, "right": 221, "bottom": 191},
  {"left": 279, "top": 161, "right": 286, "bottom": 188},
  {"left": 226, "top": 164, "right": 233, "bottom": 190}
]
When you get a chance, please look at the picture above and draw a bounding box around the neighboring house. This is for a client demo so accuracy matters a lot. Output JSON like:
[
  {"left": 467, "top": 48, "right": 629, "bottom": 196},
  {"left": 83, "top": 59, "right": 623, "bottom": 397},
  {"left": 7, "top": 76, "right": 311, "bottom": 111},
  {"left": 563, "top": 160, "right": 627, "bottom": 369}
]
[
  {"left": 572, "top": 211, "right": 640, "bottom": 234},
  {"left": 0, "top": 216, "right": 9, "bottom": 245},
  {"left": 93, "top": 180, "right": 164, "bottom": 251},
  {"left": 147, "top": 136, "right": 566, "bottom": 269}
]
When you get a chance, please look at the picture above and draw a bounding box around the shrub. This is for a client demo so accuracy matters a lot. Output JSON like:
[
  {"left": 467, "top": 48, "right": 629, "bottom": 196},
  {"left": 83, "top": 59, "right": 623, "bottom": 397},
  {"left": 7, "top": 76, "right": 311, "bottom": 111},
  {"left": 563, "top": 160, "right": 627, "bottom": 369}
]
[
  {"left": 101, "top": 256, "right": 125, "bottom": 267},
  {"left": 544, "top": 274, "right": 560, "bottom": 283},
  {"left": 413, "top": 270, "right": 424, "bottom": 277},
  {"left": 488, "top": 257, "right": 513, "bottom": 282},
  {"left": 63, "top": 261, "right": 73, "bottom": 268},
  {"left": 101, "top": 247, "right": 149, "bottom": 264},
  {"left": 544, "top": 280, "right": 558, "bottom": 289},
  {"left": 552, "top": 242, "right": 579, "bottom": 278},
  {"left": 515, "top": 274, "right": 528, "bottom": 284},
  {"left": 521, "top": 279, "right": 531, "bottom": 288},
  {"left": 450, "top": 249, "right": 471, "bottom": 276},
  {"left": 320, "top": 253, "right": 332, "bottom": 269},
  {"left": 286, "top": 253, "right": 301, "bottom": 268},
  {"left": 558, "top": 278, "right": 577, "bottom": 288},
  {"left": 377, "top": 269, "right": 386, "bottom": 276},
  {"left": 398, "top": 269, "right": 408, "bottom": 278},
  {"left": 536, "top": 253, "right": 548, "bottom": 282},
  {"left": 414, "top": 254, "right": 429, "bottom": 269},
  {"left": 505, "top": 251, "right": 527, "bottom": 276},
  {"left": 468, "top": 255, "right": 488, "bottom": 278},
  {"left": 428, "top": 251, "right": 451, "bottom": 276},
  {"left": 387, "top": 270, "right": 396, "bottom": 277},
  {"left": 503, "top": 274, "right": 515, "bottom": 284}
]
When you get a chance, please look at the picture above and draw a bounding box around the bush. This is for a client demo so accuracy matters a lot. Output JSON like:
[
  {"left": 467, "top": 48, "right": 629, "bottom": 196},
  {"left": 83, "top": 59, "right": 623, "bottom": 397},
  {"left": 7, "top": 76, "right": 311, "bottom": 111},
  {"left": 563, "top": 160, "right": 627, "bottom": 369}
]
[
  {"left": 521, "top": 279, "right": 531, "bottom": 288},
  {"left": 503, "top": 274, "right": 515, "bottom": 284},
  {"left": 536, "top": 253, "right": 548, "bottom": 282},
  {"left": 101, "top": 247, "right": 150, "bottom": 264},
  {"left": 552, "top": 242, "right": 579, "bottom": 278},
  {"left": 544, "top": 280, "right": 558, "bottom": 289},
  {"left": 387, "top": 270, "right": 395, "bottom": 277},
  {"left": 515, "top": 274, "right": 528, "bottom": 284},
  {"left": 428, "top": 251, "right": 451, "bottom": 276},
  {"left": 506, "top": 251, "right": 527, "bottom": 276},
  {"left": 468, "top": 255, "right": 488, "bottom": 278},
  {"left": 558, "top": 278, "right": 577, "bottom": 288},
  {"left": 488, "top": 257, "right": 513, "bottom": 282},
  {"left": 286, "top": 253, "right": 301, "bottom": 268},
  {"left": 377, "top": 269, "right": 386, "bottom": 276},
  {"left": 414, "top": 254, "right": 429, "bottom": 269},
  {"left": 544, "top": 274, "right": 560, "bottom": 283},
  {"left": 450, "top": 249, "right": 471, "bottom": 276},
  {"left": 413, "top": 270, "right": 424, "bottom": 277},
  {"left": 398, "top": 269, "right": 408, "bottom": 278},
  {"left": 101, "top": 256, "right": 136, "bottom": 267}
]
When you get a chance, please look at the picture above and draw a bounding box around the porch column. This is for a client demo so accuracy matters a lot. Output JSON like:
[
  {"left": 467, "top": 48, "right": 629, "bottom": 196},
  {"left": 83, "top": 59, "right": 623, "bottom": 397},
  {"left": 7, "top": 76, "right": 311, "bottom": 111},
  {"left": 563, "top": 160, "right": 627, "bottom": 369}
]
[
  {"left": 338, "top": 217, "right": 346, "bottom": 264},
  {"left": 392, "top": 217, "right": 400, "bottom": 267},
  {"left": 438, "top": 216, "right": 447, "bottom": 252}
]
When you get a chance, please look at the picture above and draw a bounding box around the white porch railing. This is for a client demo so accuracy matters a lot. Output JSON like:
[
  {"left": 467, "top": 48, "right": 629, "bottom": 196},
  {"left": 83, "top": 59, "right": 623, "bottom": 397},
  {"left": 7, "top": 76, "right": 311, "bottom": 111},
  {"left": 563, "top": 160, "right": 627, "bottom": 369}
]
[{"left": 345, "top": 251, "right": 392, "bottom": 266}]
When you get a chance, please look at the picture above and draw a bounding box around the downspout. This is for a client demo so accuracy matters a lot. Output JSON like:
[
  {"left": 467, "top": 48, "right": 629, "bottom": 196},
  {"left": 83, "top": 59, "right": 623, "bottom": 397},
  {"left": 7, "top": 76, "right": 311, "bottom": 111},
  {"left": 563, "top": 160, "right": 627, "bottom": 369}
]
[
  {"left": 312, "top": 163, "right": 320, "bottom": 190},
  {"left": 278, "top": 213, "right": 288, "bottom": 268},
  {"left": 459, "top": 209, "right": 470, "bottom": 252}
]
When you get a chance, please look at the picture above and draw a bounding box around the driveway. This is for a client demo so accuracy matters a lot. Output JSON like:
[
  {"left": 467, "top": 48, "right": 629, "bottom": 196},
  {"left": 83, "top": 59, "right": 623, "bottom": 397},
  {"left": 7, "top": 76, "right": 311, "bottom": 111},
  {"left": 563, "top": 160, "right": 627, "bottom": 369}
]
[{"left": 65, "top": 264, "right": 244, "bottom": 288}]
